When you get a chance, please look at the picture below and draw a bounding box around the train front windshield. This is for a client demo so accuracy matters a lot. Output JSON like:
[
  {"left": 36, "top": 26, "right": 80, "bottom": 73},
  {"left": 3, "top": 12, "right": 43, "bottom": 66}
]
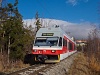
[{"left": 34, "top": 37, "right": 58, "bottom": 46}]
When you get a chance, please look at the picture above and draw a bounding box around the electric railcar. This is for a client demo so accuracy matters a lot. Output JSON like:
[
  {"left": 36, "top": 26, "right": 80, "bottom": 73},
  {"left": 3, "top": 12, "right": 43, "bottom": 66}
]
[{"left": 24, "top": 26, "right": 77, "bottom": 64}]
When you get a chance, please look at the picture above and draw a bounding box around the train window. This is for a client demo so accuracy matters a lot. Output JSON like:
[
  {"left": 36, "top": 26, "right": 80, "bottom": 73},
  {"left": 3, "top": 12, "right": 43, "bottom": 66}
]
[
  {"left": 34, "top": 38, "right": 47, "bottom": 46},
  {"left": 74, "top": 44, "right": 76, "bottom": 50},
  {"left": 47, "top": 37, "right": 58, "bottom": 46},
  {"left": 63, "top": 38, "right": 67, "bottom": 47},
  {"left": 59, "top": 37, "right": 62, "bottom": 46},
  {"left": 34, "top": 37, "right": 58, "bottom": 46},
  {"left": 69, "top": 42, "right": 72, "bottom": 50}
]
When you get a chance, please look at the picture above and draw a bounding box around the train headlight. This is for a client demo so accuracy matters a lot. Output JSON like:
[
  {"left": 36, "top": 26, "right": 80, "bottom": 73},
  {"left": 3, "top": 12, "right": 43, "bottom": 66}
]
[
  {"left": 51, "top": 50, "right": 56, "bottom": 53},
  {"left": 33, "top": 50, "right": 37, "bottom": 52}
]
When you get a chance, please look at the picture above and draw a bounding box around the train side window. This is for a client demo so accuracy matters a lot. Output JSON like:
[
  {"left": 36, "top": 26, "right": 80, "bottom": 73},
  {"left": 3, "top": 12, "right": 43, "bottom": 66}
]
[
  {"left": 74, "top": 44, "right": 76, "bottom": 50},
  {"left": 59, "top": 37, "right": 62, "bottom": 46},
  {"left": 66, "top": 40, "right": 67, "bottom": 47},
  {"left": 63, "top": 38, "right": 67, "bottom": 46},
  {"left": 69, "top": 42, "right": 72, "bottom": 50}
]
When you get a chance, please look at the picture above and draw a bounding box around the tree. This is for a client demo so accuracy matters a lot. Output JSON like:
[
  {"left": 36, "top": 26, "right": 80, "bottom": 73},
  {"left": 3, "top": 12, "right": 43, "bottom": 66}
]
[
  {"left": 0, "top": 0, "right": 8, "bottom": 52},
  {"left": 85, "top": 26, "right": 100, "bottom": 63},
  {"left": 0, "top": 0, "right": 34, "bottom": 62},
  {"left": 35, "top": 12, "right": 41, "bottom": 32},
  {"left": 5, "top": 0, "right": 23, "bottom": 60}
]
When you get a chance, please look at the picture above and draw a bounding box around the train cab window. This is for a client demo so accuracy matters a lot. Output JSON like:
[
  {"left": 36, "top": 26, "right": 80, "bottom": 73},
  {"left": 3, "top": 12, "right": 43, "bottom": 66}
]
[
  {"left": 34, "top": 37, "right": 58, "bottom": 46},
  {"left": 47, "top": 37, "right": 58, "bottom": 46},
  {"left": 59, "top": 37, "right": 62, "bottom": 46}
]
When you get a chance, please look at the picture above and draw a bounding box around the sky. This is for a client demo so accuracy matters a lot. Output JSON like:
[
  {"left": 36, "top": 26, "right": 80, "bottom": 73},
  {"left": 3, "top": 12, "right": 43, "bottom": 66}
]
[
  {"left": 8, "top": 0, "right": 100, "bottom": 23},
  {"left": 7, "top": 0, "right": 100, "bottom": 39}
]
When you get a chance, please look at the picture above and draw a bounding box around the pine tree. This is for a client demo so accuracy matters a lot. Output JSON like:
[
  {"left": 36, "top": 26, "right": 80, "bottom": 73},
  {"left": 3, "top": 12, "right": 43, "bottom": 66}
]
[
  {"left": 0, "top": 0, "right": 34, "bottom": 62},
  {"left": 35, "top": 12, "right": 41, "bottom": 32},
  {"left": 0, "top": 3, "right": 8, "bottom": 54},
  {"left": 2, "top": 0, "right": 25, "bottom": 61}
]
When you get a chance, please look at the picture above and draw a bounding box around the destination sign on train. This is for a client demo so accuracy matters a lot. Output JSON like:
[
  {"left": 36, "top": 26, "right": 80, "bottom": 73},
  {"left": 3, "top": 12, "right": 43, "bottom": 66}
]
[{"left": 42, "top": 33, "right": 54, "bottom": 36}]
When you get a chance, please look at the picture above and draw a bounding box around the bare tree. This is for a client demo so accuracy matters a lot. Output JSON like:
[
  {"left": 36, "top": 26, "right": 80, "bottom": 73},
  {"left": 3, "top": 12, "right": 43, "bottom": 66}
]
[{"left": 85, "top": 26, "right": 100, "bottom": 61}]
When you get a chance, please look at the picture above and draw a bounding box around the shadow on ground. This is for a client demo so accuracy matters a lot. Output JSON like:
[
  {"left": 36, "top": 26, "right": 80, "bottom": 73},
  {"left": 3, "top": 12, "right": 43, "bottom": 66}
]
[{"left": 0, "top": 72, "right": 7, "bottom": 75}]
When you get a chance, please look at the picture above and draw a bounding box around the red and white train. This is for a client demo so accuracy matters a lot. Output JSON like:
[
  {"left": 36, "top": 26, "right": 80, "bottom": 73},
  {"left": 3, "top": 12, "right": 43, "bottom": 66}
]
[{"left": 24, "top": 26, "right": 77, "bottom": 64}]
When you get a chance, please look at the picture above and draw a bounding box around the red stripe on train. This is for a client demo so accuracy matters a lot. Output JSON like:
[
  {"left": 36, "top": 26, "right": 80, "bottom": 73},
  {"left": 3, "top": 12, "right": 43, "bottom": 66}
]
[{"left": 32, "top": 46, "right": 68, "bottom": 55}]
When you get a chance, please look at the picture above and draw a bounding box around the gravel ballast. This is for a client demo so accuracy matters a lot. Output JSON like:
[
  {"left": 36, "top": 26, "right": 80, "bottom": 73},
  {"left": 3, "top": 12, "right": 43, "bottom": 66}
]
[{"left": 38, "top": 52, "right": 78, "bottom": 75}]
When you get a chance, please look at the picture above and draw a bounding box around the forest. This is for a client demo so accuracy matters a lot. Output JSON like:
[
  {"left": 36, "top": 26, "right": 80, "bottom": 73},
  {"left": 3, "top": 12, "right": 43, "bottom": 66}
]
[{"left": 0, "top": 0, "right": 41, "bottom": 73}]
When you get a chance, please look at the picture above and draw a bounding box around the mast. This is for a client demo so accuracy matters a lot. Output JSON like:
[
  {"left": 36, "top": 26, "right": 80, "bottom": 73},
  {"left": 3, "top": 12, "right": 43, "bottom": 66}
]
[
  {"left": 0, "top": 0, "right": 2, "bottom": 7},
  {"left": 0, "top": 0, "right": 7, "bottom": 7}
]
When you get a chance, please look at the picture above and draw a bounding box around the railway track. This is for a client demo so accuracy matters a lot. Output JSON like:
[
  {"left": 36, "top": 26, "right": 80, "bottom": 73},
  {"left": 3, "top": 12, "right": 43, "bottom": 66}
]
[
  {"left": 7, "top": 64, "right": 53, "bottom": 75},
  {"left": 7, "top": 52, "right": 78, "bottom": 75}
]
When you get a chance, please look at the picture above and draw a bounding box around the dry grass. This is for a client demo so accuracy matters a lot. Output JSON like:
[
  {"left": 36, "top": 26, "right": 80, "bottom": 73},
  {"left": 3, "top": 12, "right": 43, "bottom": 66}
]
[
  {"left": 0, "top": 53, "right": 30, "bottom": 73},
  {"left": 0, "top": 61, "right": 3, "bottom": 72},
  {"left": 3, "top": 60, "right": 30, "bottom": 73},
  {"left": 68, "top": 52, "right": 100, "bottom": 75},
  {"left": 0, "top": 54, "right": 7, "bottom": 72},
  {"left": 89, "top": 54, "right": 100, "bottom": 74}
]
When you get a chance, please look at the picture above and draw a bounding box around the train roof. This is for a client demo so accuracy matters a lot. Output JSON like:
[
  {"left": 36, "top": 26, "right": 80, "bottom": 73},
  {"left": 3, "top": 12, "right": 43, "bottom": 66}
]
[{"left": 36, "top": 26, "right": 75, "bottom": 43}]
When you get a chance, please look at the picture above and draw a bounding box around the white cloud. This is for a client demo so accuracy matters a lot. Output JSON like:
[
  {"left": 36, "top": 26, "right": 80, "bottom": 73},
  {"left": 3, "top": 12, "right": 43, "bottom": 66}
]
[
  {"left": 84, "top": 0, "right": 89, "bottom": 2},
  {"left": 23, "top": 18, "right": 93, "bottom": 39},
  {"left": 66, "top": 0, "right": 78, "bottom": 6},
  {"left": 66, "top": 0, "right": 89, "bottom": 6}
]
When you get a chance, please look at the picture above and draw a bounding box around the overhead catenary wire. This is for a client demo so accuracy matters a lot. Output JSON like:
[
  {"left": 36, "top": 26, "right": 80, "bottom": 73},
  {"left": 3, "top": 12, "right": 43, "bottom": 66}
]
[{"left": 36, "top": 0, "right": 59, "bottom": 27}]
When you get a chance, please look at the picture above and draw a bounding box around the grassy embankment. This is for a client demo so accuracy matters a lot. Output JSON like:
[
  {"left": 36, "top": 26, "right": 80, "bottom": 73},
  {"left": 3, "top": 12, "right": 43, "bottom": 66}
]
[{"left": 68, "top": 52, "right": 100, "bottom": 75}]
